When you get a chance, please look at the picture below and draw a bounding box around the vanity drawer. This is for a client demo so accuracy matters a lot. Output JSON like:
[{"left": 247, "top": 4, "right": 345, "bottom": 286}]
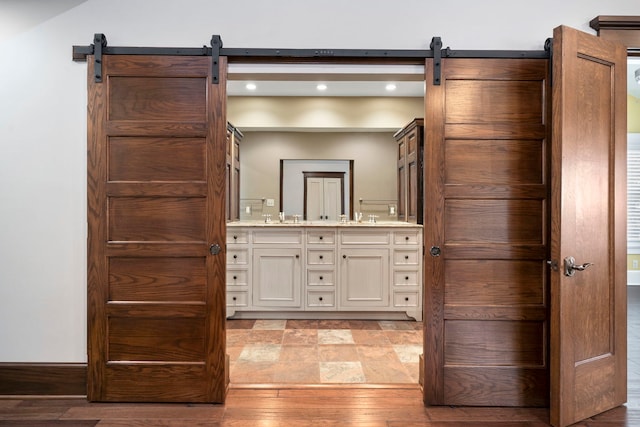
[
  {"left": 227, "top": 248, "right": 249, "bottom": 265},
  {"left": 307, "top": 269, "right": 335, "bottom": 287},
  {"left": 394, "top": 249, "right": 420, "bottom": 266},
  {"left": 393, "top": 230, "right": 421, "bottom": 245},
  {"left": 307, "top": 249, "right": 335, "bottom": 265},
  {"left": 307, "top": 290, "right": 336, "bottom": 308},
  {"left": 253, "top": 230, "right": 302, "bottom": 244},
  {"left": 227, "top": 291, "right": 248, "bottom": 307},
  {"left": 340, "top": 230, "right": 390, "bottom": 245},
  {"left": 393, "top": 270, "right": 419, "bottom": 286},
  {"left": 227, "top": 230, "right": 249, "bottom": 244},
  {"left": 307, "top": 230, "right": 336, "bottom": 244},
  {"left": 393, "top": 291, "right": 419, "bottom": 307},
  {"left": 227, "top": 269, "right": 248, "bottom": 287}
]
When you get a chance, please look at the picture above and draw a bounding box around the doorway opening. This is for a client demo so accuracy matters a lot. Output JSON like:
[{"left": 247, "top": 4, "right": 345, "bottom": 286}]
[
  {"left": 280, "top": 159, "right": 354, "bottom": 221},
  {"left": 303, "top": 171, "right": 345, "bottom": 221},
  {"left": 225, "top": 61, "right": 426, "bottom": 386}
]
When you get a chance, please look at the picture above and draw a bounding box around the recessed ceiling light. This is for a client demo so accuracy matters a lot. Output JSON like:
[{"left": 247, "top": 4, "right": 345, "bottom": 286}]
[
  {"left": 245, "top": 83, "right": 257, "bottom": 90},
  {"left": 385, "top": 83, "right": 397, "bottom": 91},
  {"left": 317, "top": 83, "right": 328, "bottom": 91}
]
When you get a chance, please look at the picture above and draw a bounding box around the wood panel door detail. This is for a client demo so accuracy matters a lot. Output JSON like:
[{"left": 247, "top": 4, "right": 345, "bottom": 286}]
[
  {"left": 424, "top": 57, "right": 551, "bottom": 406},
  {"left": 87, "top": 55, "right": 228, "bottom": 402},
  {"left": 550, "top": 25, "right": 627, "bottom": 427}
]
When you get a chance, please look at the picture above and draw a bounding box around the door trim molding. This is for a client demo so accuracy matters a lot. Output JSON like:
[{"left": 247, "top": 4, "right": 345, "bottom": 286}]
[
  {"left": 0, "top": 363, "right": 87, "bottom": 396},
  {"left": 590, "top": 15, "right": 640, "bottom": 48}
]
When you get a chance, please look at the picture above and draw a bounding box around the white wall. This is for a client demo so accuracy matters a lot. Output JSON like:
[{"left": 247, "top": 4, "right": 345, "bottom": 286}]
[
  {"left": 228, "top": 97, "right": 425, "bottom": 131},
  {"left": 1, "top": 0, "right": 638, "bottom": 363}
]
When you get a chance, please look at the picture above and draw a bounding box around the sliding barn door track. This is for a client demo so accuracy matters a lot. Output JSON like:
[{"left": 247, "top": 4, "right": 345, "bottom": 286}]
[{"left": 72, "top": 33, "right": 550, "bottom": 85}]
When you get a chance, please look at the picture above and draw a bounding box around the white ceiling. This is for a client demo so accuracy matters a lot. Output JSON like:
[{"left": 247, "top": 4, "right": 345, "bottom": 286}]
[
  {"left": 227, "top": 63, "right": 425, "bottom": 97},
  {"left": 227, "top": 80, "right": 425, "bottom": 97},
  {"left": 228, "top": 60, "right": 640, "bottom": 99}
]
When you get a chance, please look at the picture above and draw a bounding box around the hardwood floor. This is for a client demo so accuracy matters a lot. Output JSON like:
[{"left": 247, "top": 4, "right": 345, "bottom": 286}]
[{"left": 1, "top": 287, "right": 638, "bottom": 426}]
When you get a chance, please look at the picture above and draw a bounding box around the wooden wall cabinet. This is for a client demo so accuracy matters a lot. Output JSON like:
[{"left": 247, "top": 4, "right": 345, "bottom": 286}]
[
  {"left": 226, "top": 123, "right": 243, "bottom": 221},
  {"left": 394, "top": 119, "right": 424, "bottom": 224}
]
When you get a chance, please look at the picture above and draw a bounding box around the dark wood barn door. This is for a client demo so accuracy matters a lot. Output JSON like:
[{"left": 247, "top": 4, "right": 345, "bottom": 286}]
[
  {"left": 86, "top": 54, "right": 228, "bottom": 402},
  {"left": 423, "top": 57, "right": 552, "bottom": 406},
  {"left": 550, "top": 25, "right": 627, "bottom": 427},
  {"left": 422, "top": 24, "right": 628, "bottom": 424}
]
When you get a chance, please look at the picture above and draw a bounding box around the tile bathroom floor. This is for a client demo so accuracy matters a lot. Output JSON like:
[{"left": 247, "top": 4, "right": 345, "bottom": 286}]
[{"left": 226, "top": 319, "right": 423, "bottom": 384}]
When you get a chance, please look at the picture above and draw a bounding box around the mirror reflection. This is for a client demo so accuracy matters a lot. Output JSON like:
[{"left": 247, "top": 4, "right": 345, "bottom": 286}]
[{"left": 226, "top": 64, "right": 425, "bottom": 223}]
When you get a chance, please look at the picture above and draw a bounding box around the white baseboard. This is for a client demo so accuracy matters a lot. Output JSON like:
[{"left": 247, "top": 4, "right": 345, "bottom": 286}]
[{"left": 628, "top": 270, "right": 640, "bottom": 286}]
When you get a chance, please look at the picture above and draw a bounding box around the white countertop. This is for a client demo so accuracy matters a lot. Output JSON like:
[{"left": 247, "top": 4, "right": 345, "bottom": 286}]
[{"left": 226, "top": 220, "right": 422, "bottom": 228}]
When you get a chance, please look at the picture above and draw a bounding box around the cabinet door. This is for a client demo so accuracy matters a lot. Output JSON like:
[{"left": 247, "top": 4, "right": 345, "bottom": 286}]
[
  {"left": 407, "top": 157, "right": 418, "bottom": 222},
  {"left": 397, "top": 137, "right": 407, "bottom": 221},
  {"left": 306, "top": 177, "right": 324, "bottom": 220},
  {"left": 323, "top": 177, "right": 342, "bottom": 221},
  {"left": 339, "top": 248, "right": 389, "bottom": 308},
  {"left": 252, "top": 248, "right": 302, "bottom": 308},
  {"left": 225, "top": 163, "right": 231, "bottom": 221},
  {"left": 232, "top": 139, "right": 240, "bottom": 221}
]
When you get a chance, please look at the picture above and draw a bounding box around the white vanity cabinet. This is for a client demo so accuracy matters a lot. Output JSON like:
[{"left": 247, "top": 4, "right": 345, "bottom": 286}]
[
  {"left": 305, "top": 229, "right": 337, "bottom": 310},
  {"left": 339, "top": 230, "right": 390, "bottom": 309},
  {"left": 226, "top": 229, "right": 250, "bottom": 316},
  {"left": 253, "top": 248, "right": 302, "bottom": 308},
  {"left": 391, "top": 229, "right": 422, "bottom": 320},
  {"left": 339, "top": 248, "right": 390, "bottom": 308},
  {"left": 251, "top": 229, "right": 303, "bottom": 310},
  {"left": 226, "top": 223, "right": 422, "bottom": 320}
]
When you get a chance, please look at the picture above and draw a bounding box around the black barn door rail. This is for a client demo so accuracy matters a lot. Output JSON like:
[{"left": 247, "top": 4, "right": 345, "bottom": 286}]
[{"left": 72, "top": 33, "right": 549, "bottom": 84}]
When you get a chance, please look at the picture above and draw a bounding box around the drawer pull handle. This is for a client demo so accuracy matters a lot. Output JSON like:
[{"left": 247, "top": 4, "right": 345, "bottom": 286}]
[
  {"left": 319, "top": 276, "right": 323, "bottom": 280},
  {"left": 319, "top": 296, "right": 323, "bottom": 301},
  {"left": 343, "top": 254, "right": 347, "bottom": 259},
  {"left": 296, "top": 254, "right": 299, "bottom": 259},
  {"left": 405, "top": 276, "right": 409, "bottom": 280},
  {"left": 233, "top": 235, "right": 238, "bottom": 240},
  {"left": 319, "top": 236, "right": 323, "bottom": 240},
  {"left": 233, "top": 275, "right": 237, "bottom": 280},
  {"left": 405, "top": 236, "right": 409, "bottom": 241},
  {"left": 405, "top": 297, "right": 409, "bottom": 301},
  {"left": 233, "top": 255, "right": 238, "bottom": 259},
  {"left": 232, "top": 296, "right": 237, "bottom": 301},
  {"left": 405, "top": 255, "right": 409, "bottom": 260},
  {"left": 319, "top": 255, "right": 323, "bottom": 260}
]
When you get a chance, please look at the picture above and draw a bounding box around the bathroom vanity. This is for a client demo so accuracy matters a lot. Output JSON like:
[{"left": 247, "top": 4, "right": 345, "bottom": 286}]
[{"left": 226, "top": 221, "right": 423, "bottom": 321}]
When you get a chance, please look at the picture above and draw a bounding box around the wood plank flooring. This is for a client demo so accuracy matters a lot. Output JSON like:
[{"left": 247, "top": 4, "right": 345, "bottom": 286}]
[{"left": 1, "top": 286, "right": 638, "bottom": 426}]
